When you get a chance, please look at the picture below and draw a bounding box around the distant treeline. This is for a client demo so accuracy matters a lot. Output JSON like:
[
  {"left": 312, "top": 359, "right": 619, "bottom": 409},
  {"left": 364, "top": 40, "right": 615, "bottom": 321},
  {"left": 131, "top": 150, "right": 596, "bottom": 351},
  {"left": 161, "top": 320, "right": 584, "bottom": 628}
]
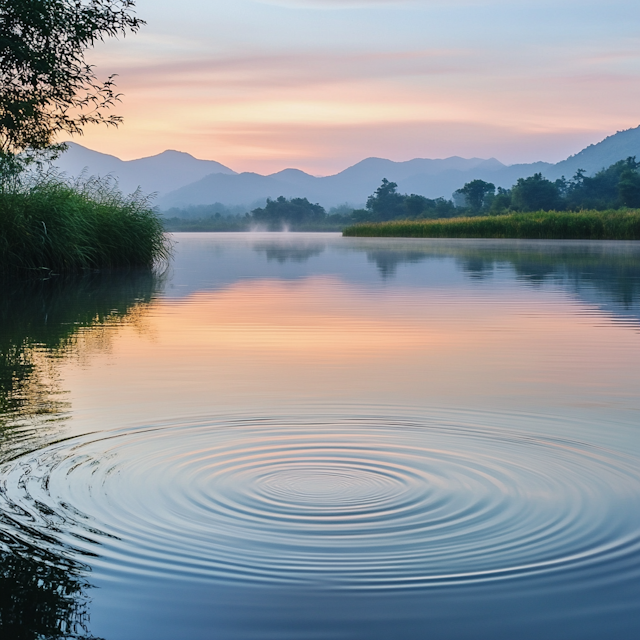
[
  {"left": 454, "top": 157, "right": 640, "bottom": 216},
  {"left": 355, "top": 156, "right": 640, "bottom": 221},
  {"left": 162, "top": 157, "right": 640, "bottom": 231},
  {"left": 162, "top": 197, "right": 354, "bottom": 231}
]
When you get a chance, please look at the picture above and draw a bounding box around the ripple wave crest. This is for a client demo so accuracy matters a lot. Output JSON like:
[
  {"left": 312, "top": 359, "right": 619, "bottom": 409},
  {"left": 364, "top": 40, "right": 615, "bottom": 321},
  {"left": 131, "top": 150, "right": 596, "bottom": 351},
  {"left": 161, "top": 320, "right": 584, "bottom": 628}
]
[{"left": 2, "top": 415, "right": 640, "bottom": 589}]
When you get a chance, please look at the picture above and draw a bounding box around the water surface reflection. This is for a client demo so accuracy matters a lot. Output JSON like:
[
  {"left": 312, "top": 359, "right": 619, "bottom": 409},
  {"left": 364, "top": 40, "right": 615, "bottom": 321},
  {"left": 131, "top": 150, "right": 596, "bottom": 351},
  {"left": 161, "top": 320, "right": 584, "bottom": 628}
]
[
  {"left": 0, "top": 272, "right": 162, "bottom": 638},
  {"left": 1, "top": 235, "right": 639, "bottom": 639}
]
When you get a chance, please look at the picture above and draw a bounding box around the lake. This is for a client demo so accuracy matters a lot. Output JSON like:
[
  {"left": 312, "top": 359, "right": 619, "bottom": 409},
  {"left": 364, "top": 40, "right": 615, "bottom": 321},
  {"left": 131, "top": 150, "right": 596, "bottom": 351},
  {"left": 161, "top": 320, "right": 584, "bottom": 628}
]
[{"left": 2, "top": 233, "right": 640, "bottom": 639}]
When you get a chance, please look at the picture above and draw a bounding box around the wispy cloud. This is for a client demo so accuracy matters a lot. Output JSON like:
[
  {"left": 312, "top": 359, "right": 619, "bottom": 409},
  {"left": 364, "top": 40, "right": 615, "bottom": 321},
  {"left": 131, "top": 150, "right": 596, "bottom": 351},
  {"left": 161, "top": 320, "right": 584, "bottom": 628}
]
[{"left": 75, "top": 0, "right": 640, "bottom": 172}]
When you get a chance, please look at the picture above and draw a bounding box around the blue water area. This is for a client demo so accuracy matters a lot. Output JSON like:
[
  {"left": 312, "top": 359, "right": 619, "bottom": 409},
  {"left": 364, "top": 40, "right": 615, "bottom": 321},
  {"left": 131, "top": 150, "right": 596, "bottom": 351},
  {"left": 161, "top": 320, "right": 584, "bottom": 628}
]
[{"left": 1, "top": 234, "right": 639, "bottom": 639}]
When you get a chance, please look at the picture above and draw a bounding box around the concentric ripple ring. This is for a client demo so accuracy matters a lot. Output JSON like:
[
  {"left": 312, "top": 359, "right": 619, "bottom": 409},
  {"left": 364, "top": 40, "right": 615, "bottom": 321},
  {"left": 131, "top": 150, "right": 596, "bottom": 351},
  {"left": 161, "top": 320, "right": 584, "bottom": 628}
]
[{"left": 2, "top": 414, "right": 640, "bottom": 589}]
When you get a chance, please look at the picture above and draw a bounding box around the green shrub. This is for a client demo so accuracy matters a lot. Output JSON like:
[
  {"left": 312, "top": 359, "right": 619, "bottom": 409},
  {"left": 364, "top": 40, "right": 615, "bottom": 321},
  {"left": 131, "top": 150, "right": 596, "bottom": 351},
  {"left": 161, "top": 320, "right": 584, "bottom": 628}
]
[
  {"left": 343, "top": 210, "right": 640, "bottom": 240},
  {"left": 0, "top": 173, "right": 171, "bottom": 275}
]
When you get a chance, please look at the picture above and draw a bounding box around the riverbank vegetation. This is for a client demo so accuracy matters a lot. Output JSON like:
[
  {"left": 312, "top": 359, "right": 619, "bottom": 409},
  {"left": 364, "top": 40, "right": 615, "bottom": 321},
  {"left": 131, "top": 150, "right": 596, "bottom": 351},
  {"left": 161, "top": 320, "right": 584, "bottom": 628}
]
[
  {"left": 0, "top": 1, "right": 169, "bottom": 276},
  {"left": 163, "top": 156, "right": 640, "bottom": 235},
  {"left": 454, "top": 158, "right": 640, "bottom": 216},
  {"left": 0, "top": 173, "right": 170, "bottom": 275},
  {"left": 343, "top": 210, "right": 640, "bottom": 240}
]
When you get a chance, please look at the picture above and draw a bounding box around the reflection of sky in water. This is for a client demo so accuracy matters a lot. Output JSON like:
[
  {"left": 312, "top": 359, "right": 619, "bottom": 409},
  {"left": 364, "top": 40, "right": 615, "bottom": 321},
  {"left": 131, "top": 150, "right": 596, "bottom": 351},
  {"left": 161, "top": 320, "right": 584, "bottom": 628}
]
[
  {"left": 168, "top": 233, "right": 640, "bottom": 323},
  {"left": 1, "top": 234, "right": 640, "bottom": 640},
  {"left": 68, "top": 233, "right": 639, "bottom": 451}
]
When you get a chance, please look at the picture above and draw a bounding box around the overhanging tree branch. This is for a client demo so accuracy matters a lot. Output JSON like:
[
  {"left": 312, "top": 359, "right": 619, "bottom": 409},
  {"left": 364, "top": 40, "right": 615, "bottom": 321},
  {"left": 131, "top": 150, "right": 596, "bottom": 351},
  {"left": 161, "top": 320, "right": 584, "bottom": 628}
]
[{"left": 0, "top": 0, "right": 144, "bottom": 158}]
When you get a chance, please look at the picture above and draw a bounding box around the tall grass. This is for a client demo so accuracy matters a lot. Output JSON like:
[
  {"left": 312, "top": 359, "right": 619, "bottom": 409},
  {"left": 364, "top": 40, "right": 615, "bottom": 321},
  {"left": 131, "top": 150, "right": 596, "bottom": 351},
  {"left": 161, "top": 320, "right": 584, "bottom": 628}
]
[
  {"left": 0, "top": 172, "right": 171, "bottom": 275},
  {"left": 343, "top": 210, "right": 640, "bottom": 240}
]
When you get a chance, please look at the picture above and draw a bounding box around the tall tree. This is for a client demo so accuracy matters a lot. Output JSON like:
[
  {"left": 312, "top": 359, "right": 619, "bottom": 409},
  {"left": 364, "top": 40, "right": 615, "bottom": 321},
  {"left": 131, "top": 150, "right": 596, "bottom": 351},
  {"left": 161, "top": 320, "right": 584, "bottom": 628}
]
[
  {"left": 511, "top": 173, "right": 562, "bottom": 212},
  {"left": 454, "top": 179, "right": 495, "bottom": 212},
  {"left": 366, "top": 178, "right": 406, "bottom": 220},
  {"left": 0, "top": 0, "right": 143, "bottom": 163}
]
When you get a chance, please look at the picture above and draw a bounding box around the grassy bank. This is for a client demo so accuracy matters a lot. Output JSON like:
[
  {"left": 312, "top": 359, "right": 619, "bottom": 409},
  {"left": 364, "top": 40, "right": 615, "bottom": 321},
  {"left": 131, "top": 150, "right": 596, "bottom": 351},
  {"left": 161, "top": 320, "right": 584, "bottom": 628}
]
[
  {"left": 343, "top": 210, "right": 640, "bottom": 240},
  {"left": 0, "top": 175, "right": 171, "bottom": 275}
]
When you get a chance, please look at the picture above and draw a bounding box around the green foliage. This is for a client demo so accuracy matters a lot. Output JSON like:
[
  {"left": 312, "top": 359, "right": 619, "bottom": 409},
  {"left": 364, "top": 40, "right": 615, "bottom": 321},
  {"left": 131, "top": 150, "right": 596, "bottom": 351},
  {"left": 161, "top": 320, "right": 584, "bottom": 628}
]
[
  {"left": 454, "top": 179, "right": 495, "bottom": 212},
  {"left": 564, "top": 157, "right": 640, "bottom": 210},
  {"left": 365, "top": 178, "right": 406, "bottom": 220},
  {"left": 618, "top": 166, "right": 640, "bottom": 207},
  {"left": 358, "top": 179, "right": 456, "bottom": 221},
  {"left": 488, "top": 186, "right": 512, "bottom": 215},
  {"left": 452, "top": 158, "right": 640, "bottom": 214},
  {"left": 0, "top": 172, "right": 170, "bottom": 274},
  {"left": 251, "top": 196, "right": 326, "bottom": 229},
  {"left": 510, "top": 173, "right": 563, "bottom": 212},
  {"left": 0, "top": 0, "right": 143, "bottom": 159},
  {"left": 343, "top": 210, "right": 640, "bottom": 240}
]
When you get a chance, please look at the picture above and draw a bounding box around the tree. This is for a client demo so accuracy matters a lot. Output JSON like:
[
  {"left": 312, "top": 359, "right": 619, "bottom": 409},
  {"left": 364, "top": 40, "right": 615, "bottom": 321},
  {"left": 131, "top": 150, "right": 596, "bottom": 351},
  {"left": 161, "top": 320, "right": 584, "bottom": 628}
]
[
  {"left": 0, "top": 0, "right": 143, "bottom": 163},
  {"left": 618, "top": 163, "right": 640, "bottom": 207},
  {"left": 404, "top": 193, "right": 431, "bottom": 218},
  {"left": 404, "top": 193, "right": 456, "bottom": 219},
  {"left": 366, "top": 178, "right": 406, "bottom": 221},
  {"left": 511, "top": 173, "right": 562, "bottom": 211},
  {"left": 251, "top": 196, "right": 326, "bottom": 228},
  {"left": 489, "top": 186, "right": 512, "bottom": 214},
  {"left": 565, "top": 158, "right": 640, "bottom": 210},
  {"left": 454, "top": 179, "right": 495, "bottom": 212}
]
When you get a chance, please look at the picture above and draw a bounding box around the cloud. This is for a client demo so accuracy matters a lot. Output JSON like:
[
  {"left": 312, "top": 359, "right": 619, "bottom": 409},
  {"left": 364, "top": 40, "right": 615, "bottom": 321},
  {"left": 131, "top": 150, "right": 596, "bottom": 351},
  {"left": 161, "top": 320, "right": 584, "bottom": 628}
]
[
  {"left": 77, "top": 0, "right": 640, "bottom": 173},
  {"left": 110, "top": 48, "right": 477, "bottom": 93}
]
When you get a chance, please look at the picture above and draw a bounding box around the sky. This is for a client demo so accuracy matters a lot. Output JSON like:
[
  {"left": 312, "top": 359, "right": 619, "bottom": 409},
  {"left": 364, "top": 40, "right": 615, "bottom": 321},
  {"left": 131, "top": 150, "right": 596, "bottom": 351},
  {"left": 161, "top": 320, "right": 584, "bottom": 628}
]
[{"left": 76, "top": 0, "right": 640, "bottom": 175}]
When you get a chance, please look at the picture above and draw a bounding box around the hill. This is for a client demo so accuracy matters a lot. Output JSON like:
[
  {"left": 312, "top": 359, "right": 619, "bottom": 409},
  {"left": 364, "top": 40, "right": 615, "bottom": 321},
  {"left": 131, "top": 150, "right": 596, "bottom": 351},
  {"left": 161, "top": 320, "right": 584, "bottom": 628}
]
[
  {"left": 54, "top": 142, "right": 236, "bottom": 197},
  {"left": 548, "top": 127, "right": 640, "bottom": 179},
  {"left": 54, "top": 126, "right": 640, "bottom": 211}
]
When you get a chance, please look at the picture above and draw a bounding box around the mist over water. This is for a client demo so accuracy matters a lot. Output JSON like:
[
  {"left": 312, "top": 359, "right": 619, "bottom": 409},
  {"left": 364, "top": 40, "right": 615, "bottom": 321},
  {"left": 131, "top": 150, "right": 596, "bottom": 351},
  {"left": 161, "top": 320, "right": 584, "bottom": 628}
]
[{"left": 1, "top": 234, "right": 640, "bottom": 639}]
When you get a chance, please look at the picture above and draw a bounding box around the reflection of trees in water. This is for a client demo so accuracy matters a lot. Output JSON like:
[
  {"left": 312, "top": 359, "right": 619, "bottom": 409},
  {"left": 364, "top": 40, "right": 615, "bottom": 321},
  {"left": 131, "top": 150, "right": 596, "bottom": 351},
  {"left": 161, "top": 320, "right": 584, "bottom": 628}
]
[
  {"left": 0, "top": 271, "right": 161, "bottom": 639},
  {"left": 0, "top": 272, "right": 160, "bottom": 460},
  {"left": 253, "top": 242, "right": 325, "bottom": 264},
  {"left": 487, "top": 247, "right": 640, "bottom": 318},
  {"left": 0, "top": 545, "right": 101, "bottom": 639},
  {"left": 365, "top": 251, "right": 429, "bottom": 278},
  {"left": 365, "top": 250, "right": 496, "bottom": 280},
  {"left": 458, "top": 257, "right": 495, "bottom": 280},
  {"left": 359, "top": 242, "right": 640, "bottom": 322},
  {"left": 510, "top": 256, "right": 640, "bottom": 313}
]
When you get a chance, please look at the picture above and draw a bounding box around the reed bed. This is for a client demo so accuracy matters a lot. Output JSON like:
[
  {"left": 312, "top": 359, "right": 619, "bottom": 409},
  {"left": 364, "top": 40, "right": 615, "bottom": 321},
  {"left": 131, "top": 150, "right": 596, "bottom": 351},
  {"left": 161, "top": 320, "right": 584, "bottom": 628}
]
[
  {"left": 0, "top": 174, "right": 171, "bottom": 275},
  {"left": 343, "top": 210, "right": 640, "bottom": 240}
]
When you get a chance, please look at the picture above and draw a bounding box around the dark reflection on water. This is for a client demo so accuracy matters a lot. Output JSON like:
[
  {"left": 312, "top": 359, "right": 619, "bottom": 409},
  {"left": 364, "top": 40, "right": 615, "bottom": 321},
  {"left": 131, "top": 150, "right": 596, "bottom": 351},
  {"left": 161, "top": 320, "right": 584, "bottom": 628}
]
[
  {"left": 252, "top": 241, "right": 326, "bottom": 264},
  {"left": 0, "top": 272, "right": 161, "bottom": 459},
  {"left": 355, "top": 240, "right": 640, "bottom": 321},
  {"left": 364, "top": 250, "right": 430, "bottom": 278},
  {"left": 0, "top": 272, "right": 161, "bottom": 639},
  {"left": 0, "top": 538, "right": 99, "bottom": 640},
  {"left": 2, "top": 236, "right": 640, "bottom": 639}
]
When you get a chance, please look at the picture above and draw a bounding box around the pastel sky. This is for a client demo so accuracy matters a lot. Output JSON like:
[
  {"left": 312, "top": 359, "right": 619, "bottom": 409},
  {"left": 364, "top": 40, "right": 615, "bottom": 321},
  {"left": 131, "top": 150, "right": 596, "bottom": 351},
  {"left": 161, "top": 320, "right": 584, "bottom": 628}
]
[{"left": 77, "top": 0, "right": 640, "bottom": 174}]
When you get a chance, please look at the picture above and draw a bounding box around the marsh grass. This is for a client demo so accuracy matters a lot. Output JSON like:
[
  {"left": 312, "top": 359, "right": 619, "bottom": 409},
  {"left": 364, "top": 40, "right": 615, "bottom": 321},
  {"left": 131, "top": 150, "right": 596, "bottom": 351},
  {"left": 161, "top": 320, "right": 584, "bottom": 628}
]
[
  {"left": 343, "top": 210, "right": 640, "bottom": 240},
  {"left": 0, "top": 172, "right": 171, "bottom": 275}
]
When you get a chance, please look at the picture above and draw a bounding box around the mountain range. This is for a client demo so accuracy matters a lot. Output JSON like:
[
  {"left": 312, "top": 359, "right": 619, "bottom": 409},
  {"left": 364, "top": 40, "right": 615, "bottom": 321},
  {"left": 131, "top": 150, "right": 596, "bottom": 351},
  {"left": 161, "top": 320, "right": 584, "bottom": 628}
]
[{"left": 54, "top": 125, "right": 640, "bottom": 213}]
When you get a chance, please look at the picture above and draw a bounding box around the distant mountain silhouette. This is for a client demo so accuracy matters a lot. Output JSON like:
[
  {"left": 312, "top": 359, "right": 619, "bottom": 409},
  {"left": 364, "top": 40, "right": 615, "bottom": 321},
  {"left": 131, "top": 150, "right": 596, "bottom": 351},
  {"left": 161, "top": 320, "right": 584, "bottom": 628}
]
[
  {"left": 547, "top": 126, "right": 640, "bottom": 179},
  {"left": 55, "top": 142, "right": 236, "bottom": 196},
  {"left": 156, "top": 156, "right": 552, "bottom": 210},
  {"left": 55, "top": 125, "right": 640, "bottom": 210}
]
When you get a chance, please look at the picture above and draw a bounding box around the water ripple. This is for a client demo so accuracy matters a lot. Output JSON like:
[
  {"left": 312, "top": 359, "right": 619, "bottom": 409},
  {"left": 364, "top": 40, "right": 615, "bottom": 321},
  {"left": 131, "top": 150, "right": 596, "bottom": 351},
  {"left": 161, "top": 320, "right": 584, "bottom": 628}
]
[{"left": 2, "top": 414, "right": 640, "bottom": 589}]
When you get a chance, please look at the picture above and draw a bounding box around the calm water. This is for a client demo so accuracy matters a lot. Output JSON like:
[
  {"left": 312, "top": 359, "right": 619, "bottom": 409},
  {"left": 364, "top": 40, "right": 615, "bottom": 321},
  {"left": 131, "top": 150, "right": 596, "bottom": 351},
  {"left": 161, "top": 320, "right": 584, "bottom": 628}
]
[{"left": 1, "top": 233, "right": 640, "bottom": 639}]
